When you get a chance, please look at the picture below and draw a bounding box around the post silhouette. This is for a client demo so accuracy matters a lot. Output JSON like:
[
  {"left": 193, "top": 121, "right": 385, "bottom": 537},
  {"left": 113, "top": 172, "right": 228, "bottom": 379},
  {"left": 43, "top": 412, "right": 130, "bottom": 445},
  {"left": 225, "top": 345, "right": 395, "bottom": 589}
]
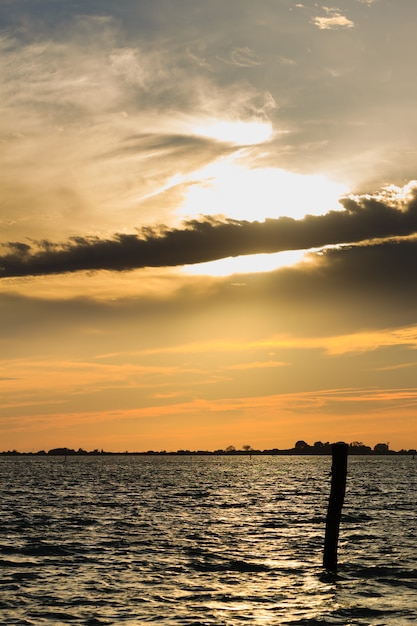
[{"left": 323, "top": 442, "right": 348, "bottom": 572}]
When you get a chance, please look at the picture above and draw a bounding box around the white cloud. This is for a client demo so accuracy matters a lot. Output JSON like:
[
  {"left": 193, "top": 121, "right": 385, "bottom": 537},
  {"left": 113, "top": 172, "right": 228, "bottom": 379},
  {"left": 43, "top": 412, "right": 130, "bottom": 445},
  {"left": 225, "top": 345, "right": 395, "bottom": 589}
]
[
  {"left": 186, "top": 48, "right": 213, "bottom": 70},
  {"left": 313, "top": 7, "right": 355, "bottom": 30},
  {"left": 110, "top": 48, "right": 150, "bottom": 87},
  {"left": 217, "top": 47, "right": 262, "bottom": 67}
]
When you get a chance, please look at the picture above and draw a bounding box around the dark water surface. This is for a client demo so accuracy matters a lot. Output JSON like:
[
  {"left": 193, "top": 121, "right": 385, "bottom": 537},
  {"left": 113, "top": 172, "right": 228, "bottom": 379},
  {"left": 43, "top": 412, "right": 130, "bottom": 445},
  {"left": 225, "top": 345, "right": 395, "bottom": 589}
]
[{"left": 0, "top": 455, "right": 416, "bottom": 625}]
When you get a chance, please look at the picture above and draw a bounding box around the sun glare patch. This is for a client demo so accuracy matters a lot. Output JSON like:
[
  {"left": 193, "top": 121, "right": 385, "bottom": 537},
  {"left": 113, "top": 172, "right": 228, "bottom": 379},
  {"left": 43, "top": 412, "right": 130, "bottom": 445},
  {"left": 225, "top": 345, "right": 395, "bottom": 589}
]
[
  {"left": 178, "top": 160, "right": 348, "bottom": 223},
  {"left": 194, "top": 120, "right": 272, "bottom": 145},
  {"left": 182, "top": 250, "right": 308, "bottom": 277}
]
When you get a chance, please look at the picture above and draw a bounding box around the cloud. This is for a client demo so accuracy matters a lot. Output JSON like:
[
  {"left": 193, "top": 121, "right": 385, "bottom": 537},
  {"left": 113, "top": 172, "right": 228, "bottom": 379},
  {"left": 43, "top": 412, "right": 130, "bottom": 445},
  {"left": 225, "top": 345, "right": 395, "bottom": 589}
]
[
  {"left": 1, "top": 183, "right": 417, "bottom": 278},
  {"left": 217, "top": 47, "right": 262, "bottom": 67},
  {"left": 2, "top": 227, "right": 417, "bottom": 353},
  {"left": 186, "top": 47, "right": 213, "bottom": 70},
  {"left": 312, "top": 8, "right": 355, "bottom": 30},
  {"left": 0, "top": 17, "right": 282, "bottom": 245}
]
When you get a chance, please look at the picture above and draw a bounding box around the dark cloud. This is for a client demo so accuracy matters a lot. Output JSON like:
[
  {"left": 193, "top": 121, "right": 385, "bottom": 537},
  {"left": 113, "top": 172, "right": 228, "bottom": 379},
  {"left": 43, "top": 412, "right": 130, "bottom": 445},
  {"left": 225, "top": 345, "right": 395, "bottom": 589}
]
[
  {"left": 2, "top": 237, "right": 417, "bottom": 351},
  {"left": 269, "top": 238, "right": 417, "bottom": 333},
  {"left": 1, "top": 188, "right": 417, "bottom": 278}
]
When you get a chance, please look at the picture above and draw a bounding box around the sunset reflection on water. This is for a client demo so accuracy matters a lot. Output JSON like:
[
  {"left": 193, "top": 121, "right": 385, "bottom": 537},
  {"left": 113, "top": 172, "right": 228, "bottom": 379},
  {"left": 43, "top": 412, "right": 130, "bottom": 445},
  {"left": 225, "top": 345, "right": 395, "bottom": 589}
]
[{"left": 0, "top": 455, "right": 415, "bottom": 624}]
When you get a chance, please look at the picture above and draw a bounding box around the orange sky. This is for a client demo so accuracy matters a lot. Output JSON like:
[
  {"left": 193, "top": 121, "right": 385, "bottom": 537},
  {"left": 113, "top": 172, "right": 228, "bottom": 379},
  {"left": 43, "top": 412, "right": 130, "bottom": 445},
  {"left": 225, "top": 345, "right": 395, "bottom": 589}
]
[{"left": 1, "top": 0, "right": 417, "bottom": 452}]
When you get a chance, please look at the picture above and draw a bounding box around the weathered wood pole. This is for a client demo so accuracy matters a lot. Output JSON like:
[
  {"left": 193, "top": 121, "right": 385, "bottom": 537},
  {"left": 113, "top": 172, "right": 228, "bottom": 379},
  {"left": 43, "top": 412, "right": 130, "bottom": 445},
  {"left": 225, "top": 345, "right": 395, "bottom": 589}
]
[{"left": 323, "top": 442, "right": 348, "bottom": 572}]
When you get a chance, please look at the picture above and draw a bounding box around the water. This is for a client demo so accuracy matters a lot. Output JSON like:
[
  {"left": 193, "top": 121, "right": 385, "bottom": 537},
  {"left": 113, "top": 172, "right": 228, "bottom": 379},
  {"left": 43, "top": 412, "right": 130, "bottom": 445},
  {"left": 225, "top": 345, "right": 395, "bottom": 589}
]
[{"left": 0, "top": 455, "right": 416, "bottom": 625}]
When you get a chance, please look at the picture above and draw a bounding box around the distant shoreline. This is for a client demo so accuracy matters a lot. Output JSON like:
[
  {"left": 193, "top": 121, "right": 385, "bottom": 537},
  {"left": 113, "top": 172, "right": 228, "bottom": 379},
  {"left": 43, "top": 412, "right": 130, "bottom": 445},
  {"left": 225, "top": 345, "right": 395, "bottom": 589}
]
[{"left": 1, "top": 444, "right": 416, "bottom": 457}]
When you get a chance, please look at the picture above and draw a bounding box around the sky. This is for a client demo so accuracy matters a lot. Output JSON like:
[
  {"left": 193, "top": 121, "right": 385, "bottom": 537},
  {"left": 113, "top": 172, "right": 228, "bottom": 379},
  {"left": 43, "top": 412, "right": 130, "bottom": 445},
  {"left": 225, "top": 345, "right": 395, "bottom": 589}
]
[{"left": 1, "top": 0, "right": 417, "bottom": 453}]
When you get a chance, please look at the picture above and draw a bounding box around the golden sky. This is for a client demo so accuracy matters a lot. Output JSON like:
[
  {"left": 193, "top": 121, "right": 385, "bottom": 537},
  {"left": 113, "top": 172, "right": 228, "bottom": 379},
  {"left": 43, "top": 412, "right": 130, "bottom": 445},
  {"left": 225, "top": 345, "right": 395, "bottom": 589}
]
[{"left": 1, "top": 0, "right": 417, "bottom": 452}]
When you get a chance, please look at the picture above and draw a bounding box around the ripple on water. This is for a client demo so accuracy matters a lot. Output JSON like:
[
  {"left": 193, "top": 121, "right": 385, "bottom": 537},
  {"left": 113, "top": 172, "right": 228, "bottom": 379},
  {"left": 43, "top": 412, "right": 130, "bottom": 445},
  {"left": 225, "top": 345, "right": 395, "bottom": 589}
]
[{"left": 0, "top": 455, "right": 416, "bottom": 625}]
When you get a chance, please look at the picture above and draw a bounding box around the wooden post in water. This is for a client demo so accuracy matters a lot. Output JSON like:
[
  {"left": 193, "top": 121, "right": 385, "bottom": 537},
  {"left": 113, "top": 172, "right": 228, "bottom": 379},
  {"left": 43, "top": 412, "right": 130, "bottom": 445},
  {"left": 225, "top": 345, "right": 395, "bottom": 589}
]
[{"left": 323, "top": 442, "right": 348, "bottom": 572}]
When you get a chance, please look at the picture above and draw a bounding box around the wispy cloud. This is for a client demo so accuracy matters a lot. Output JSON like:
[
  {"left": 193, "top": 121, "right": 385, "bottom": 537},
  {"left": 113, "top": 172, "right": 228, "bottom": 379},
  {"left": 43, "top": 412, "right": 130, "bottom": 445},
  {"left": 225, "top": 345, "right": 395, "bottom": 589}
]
[
  {"left": 217, "top": 47, "right": 262, "bottom": 67},
  {"left": 0, "top": 19, "right": 277, "bottom": 245}
]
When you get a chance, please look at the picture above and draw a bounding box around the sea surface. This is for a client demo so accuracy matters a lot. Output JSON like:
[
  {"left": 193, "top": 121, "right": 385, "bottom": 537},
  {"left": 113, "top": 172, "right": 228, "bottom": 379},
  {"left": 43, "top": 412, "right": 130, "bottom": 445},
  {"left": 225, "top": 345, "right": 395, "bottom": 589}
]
[{"left": 0, "top": 454, "right": 416, "bottom": 625}]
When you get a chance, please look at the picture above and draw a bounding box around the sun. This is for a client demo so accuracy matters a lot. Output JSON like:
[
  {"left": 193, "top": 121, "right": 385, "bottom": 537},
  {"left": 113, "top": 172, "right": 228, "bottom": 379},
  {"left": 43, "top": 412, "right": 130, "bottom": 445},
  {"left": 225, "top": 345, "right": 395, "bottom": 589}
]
[
  {"left": 178, "top": 158, "right": 348, "bottom": 223},
  {"left": 174, "top": 118, "right": 349, "bottom": 276}
]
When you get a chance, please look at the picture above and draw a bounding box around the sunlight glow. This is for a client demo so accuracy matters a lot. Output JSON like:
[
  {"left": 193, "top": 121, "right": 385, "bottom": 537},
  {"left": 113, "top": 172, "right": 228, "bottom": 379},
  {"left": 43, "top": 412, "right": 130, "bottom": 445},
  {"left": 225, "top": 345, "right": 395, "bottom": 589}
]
[
  {"left": 177, "top": 157, "right": 347, "bottom": 276},
  {"left": 178, "top": 159, "right": 348, "bottom": 223},
  {"left": 194, "top": 120, "right": 272, "bottom": 145},
  {"left": 182, "top": 249, "right": 309, "bottom": 276}
]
